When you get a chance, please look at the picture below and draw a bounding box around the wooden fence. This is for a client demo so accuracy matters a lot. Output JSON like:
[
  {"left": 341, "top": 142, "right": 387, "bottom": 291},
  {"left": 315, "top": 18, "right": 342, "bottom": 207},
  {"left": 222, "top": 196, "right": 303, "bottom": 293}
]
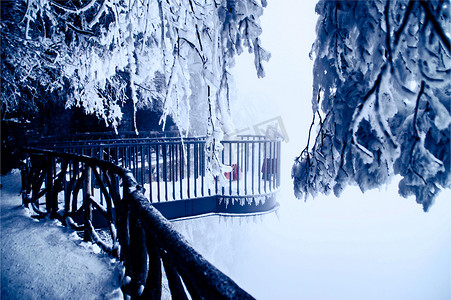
[{"left": 21, "top": 147, "right": 254, "bottom": 299}]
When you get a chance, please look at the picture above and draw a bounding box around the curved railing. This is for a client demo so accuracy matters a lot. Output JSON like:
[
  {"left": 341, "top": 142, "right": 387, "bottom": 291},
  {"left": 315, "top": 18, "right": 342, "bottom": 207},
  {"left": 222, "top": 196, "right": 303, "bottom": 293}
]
[
  {"left": 27, "top": 134, "right": 281, "bottom": 219},
  {"left": 20, "top": 147, "right": 254, "bottom": 299},
  {"left": 21, "top": 134, "right": 281, "bottom": 298}
]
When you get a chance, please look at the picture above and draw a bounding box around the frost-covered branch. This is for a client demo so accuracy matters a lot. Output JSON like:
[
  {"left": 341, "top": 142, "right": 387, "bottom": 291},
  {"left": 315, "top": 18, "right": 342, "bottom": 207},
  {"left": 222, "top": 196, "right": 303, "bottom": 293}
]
[
  {"left": 2, "top": 0, "right": 269, "bottom": 189},
  {"left": 293, "top": 0, "right": 450, "bottom": 210},
  {"left": 412, "top": 81, "right": 426, "bottom": 138},
  {"left": 66, "top": 23, "right": 95, "bottom": 36},
  {"left": 49, "top": 0, "right": 98, "bottom": 14},
  {"left": 419, "top": 0, "right": 451, "bottom": 51}
]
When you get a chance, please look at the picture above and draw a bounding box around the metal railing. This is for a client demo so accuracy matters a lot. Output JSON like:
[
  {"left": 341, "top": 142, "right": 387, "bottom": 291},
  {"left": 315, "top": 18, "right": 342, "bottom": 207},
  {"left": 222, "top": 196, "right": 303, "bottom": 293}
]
[
  {"left": 29, "top": 135, "right": 281, "bottom": 216},
  {"left": 20, "top": 134, "right": 281, "bottom": 298},
  {"left": 20, "top": 148, "right": 254, "bottom": 299}
]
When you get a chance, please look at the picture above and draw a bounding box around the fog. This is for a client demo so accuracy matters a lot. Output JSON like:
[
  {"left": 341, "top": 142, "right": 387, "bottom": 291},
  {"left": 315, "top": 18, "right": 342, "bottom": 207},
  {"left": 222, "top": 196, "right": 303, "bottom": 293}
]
[{"left": 172, "top": 1, "right": 451, "bottom": 299}]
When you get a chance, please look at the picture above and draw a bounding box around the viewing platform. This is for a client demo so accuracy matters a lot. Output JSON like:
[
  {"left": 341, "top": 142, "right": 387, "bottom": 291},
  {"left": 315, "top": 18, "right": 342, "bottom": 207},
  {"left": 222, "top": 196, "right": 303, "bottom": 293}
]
[
  {"left": 20, "top": 132, "right": 281, "bottom": 298},
  {"left": 24, "top": 132, "right": 280, "bottom": 220}
]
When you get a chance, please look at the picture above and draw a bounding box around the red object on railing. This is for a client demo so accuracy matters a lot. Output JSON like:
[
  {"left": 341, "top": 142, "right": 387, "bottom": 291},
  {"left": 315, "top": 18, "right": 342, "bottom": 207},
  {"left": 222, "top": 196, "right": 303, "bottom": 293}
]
[{"left": 224, "top": 164, "right": 242, "bottom": 181}]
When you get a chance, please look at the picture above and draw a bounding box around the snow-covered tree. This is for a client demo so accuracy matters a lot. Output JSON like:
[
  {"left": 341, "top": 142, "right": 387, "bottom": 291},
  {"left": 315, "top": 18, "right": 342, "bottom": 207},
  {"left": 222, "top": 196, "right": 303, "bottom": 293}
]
[
  {"left": 1, "top": 0, "right": 269, "bottom": 180},
  {"left": 1, "top": 0, "right": 269, "bottom": 129},
  {"left": 292, "top": 0, "right": 450, "bottom": 211}
]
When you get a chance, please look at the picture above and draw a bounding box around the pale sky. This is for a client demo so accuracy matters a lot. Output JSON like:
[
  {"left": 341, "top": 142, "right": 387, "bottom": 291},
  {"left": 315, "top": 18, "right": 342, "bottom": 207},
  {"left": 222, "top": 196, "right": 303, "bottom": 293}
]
[
  {"left": 231, "top": 0, "right": 317, "bottom": 159},
  {"left": 217, "top": 1, "right": 451, "bottom": 299}
]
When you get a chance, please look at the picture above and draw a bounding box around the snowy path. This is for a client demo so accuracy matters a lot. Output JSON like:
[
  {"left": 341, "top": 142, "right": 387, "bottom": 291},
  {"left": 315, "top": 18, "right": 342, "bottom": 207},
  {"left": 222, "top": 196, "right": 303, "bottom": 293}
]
[{"left": 1, "top": 171, "right": 122, "bottom": 300}]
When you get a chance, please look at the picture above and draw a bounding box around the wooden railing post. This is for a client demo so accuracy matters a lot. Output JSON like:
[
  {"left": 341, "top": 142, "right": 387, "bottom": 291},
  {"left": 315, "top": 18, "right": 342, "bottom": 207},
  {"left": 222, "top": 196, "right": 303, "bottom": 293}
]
[
  {"left": 128, "top": 203, "right": 148, "bottom": 298},
  {"left": 72, "top": 162, "right": 79, "bottom": 212},
  {"left": 46, "top": 156, "right": 55, "bottom": 216},
  {"left": 160, "top": 251, "right": 188, "bottom": 300},
  {"left": 142, "top": 231, "right": 162, "bottom": 299},
  {"left": 83, "top": 165, "right": 92, "bottom": 242},
  {"left": 21, "top": 157, "right": 30, "bottom": 207}
]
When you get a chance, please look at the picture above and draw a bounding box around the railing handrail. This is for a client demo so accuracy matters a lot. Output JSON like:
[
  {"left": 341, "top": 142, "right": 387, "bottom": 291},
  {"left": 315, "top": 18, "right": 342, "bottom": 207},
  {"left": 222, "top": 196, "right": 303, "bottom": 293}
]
[
  {"left": 27, "top": 136, "right": 206, "bottom": 147},
  {"left": 21, "top": 147, "right": 254, "bottom": 299},
  {"left": 221, "top": 138, "right": 281, "bottom": 143},
  {"left": 27, "top": 130, "right": 181, "bottom": 142},
  {"left": 23, "top": 147, "right": 126, "bottom": 174},
  {"left": 28, "top": 134, "right": 281, "bottom": 147}
]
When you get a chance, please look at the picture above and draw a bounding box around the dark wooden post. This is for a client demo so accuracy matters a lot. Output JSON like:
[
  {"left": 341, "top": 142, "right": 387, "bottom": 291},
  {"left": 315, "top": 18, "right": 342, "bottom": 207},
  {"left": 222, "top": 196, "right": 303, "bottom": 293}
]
[
  {"left": 83, "top": 165, "right": 92, "bottom": 242},
  {"left": 46, "top": 156, "right": 54, "bottom": 216},
  {"left": 141, "top": 231, "right": 162, "bottom": 299},
  {"left": 21, "top": 158, "right": 29, "bottom": 207},
  {"left": 72, "top": 162, "right": 80, "bottom": 212},
  {"left": 117, "top": 183, "right": 132, "bottom": 289},
  {"left": 129, "top": 209, "right": 148, "bottom": 298},
  {"left": 161, "top": 251, "right": 188, "bottom": 300}
]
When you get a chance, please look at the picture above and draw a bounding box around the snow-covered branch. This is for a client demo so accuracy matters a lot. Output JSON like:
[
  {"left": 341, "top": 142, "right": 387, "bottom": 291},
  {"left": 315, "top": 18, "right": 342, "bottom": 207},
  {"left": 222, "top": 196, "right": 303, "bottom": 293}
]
[
  {"left": 1, "top": 0, "right": 269, "bottom": 189},
  {"left": 49, "top": 0, "right": 98, "bottom": 14},
  {"left": 293, "top": 0, "right": 450, "bottom": 211}
]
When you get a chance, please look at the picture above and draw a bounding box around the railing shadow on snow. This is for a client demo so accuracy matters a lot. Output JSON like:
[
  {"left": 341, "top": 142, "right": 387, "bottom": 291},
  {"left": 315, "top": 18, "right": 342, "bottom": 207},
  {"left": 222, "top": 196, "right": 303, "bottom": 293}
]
[{"left": 21, "top": 134, "right": 281, "bottom": 299}]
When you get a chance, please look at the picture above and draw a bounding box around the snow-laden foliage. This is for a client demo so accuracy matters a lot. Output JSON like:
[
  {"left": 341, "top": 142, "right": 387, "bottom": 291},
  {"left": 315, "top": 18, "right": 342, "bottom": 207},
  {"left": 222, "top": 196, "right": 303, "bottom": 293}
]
[
  {"left": 292, "top": 0, "right": 450, "bottom": 211},
  {"left": 1, "top": 0, "right": 269, "bottom": 182}
]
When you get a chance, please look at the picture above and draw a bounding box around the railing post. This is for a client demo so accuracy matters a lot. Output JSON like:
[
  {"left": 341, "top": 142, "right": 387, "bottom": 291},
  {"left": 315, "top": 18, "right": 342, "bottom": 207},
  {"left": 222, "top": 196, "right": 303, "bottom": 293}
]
[
  {"left": 236, "top": 142, "right": 240, "bottom": 195},
  {"left": 171, "top": 144, "right": 176, "bottom": 200},
  {"left": 147, "top": 145, "right": 153, "bottom": 202},
  {"left": 163, "top": 144, "right": 168, "bottom": 201},
  {"left": 117, "top": 183, "right": 131, "bottom": 280},
  {"left": 229, "top": 143, "right": 232, "bottom": 195},
  {"left": 83, "top": 165, "right": 92, "bottom": 242},
  {"left": 46, "top": 156, "right": 55, "bottom": 217},
  {"left": 72, "top": 162, "right": 79, "bottom": 212},
  {"left": 278, "top": 140, "right": 281, "bottom": 188},
  {"left": 187, "top": 143, "right": 191, "bottom": 199},
  {"left": 128, "top": 205, "right": 148, "bottom": 298},
  {"left": 142, "top": 232, "right": 162, "bottom": 299},
  {"left": 156, "top": 144, "right": 161, "bottom": 202},
  {"left": 21, "top": 156, "right": 30, "bottom": 207}
]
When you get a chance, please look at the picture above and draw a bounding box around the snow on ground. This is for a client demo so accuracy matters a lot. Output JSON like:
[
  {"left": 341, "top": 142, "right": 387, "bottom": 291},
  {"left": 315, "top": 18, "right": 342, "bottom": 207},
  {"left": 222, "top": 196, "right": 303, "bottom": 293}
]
[{"left": 0, "top": 170, "right": 123, "bottom": 300}]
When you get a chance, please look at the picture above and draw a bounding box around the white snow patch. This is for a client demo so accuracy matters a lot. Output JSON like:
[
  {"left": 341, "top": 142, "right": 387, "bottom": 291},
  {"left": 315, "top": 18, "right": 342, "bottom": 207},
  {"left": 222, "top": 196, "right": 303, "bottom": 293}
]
[{"left": 1, "top": 171, "right": 122, "bottom": 299}]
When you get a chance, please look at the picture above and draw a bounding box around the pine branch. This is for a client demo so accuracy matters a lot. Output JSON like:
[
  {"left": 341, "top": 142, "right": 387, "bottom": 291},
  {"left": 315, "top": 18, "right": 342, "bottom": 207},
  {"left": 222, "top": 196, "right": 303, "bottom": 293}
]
[
  {"left": 179, "top": 37, "right": 206, "bottom": 64},
  {"left": 385, "top": 0, "right": 393, "bottom": 67},
  {"left": 374, "top": 80, "right": 399, "bottom": 151},
  {"left": 393, "top": 0, "right": 416, "bottom": 47},
  {"left": 195, "top": 24, "right": 203, "bottom": 52},
  {"left": 419, "top": 0, "right": 450, "bottom": 52},
  {"left": 50, "top": 0, "right": 97, "bottom": 14},
  {"left": 408, "top": 80, "right": 427, "bottom": 185},
  {"left": 67, "top": 23, "right": 95, "bottom": 36},
  {"left": 297, "top": 89, "right": 321, "bottom": 161},
  {"left": 19, "top": 0, "right": 30, "bottom": 24},
  {"left": 350, "top": 65, "right": 387, "bottom": 159},
  {"left": 413, "top": 80, "right": 426, "bottom": 138},
  {"left": 297, "top": 112, "right": 315, "bottom": 162}
]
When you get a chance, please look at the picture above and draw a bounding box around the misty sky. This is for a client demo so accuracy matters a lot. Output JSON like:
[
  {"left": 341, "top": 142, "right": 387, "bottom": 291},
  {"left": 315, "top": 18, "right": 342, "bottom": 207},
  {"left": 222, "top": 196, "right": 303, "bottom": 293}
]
[{"left": 212, "top": 1, "right": 451, "bottom": 299}]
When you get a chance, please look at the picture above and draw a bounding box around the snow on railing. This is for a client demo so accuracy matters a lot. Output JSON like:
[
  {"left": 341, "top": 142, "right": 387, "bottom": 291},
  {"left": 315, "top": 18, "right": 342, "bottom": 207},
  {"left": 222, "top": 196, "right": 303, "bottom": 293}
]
[{"left": 20, "top": 148, "right": 254, "bottom": 299}]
